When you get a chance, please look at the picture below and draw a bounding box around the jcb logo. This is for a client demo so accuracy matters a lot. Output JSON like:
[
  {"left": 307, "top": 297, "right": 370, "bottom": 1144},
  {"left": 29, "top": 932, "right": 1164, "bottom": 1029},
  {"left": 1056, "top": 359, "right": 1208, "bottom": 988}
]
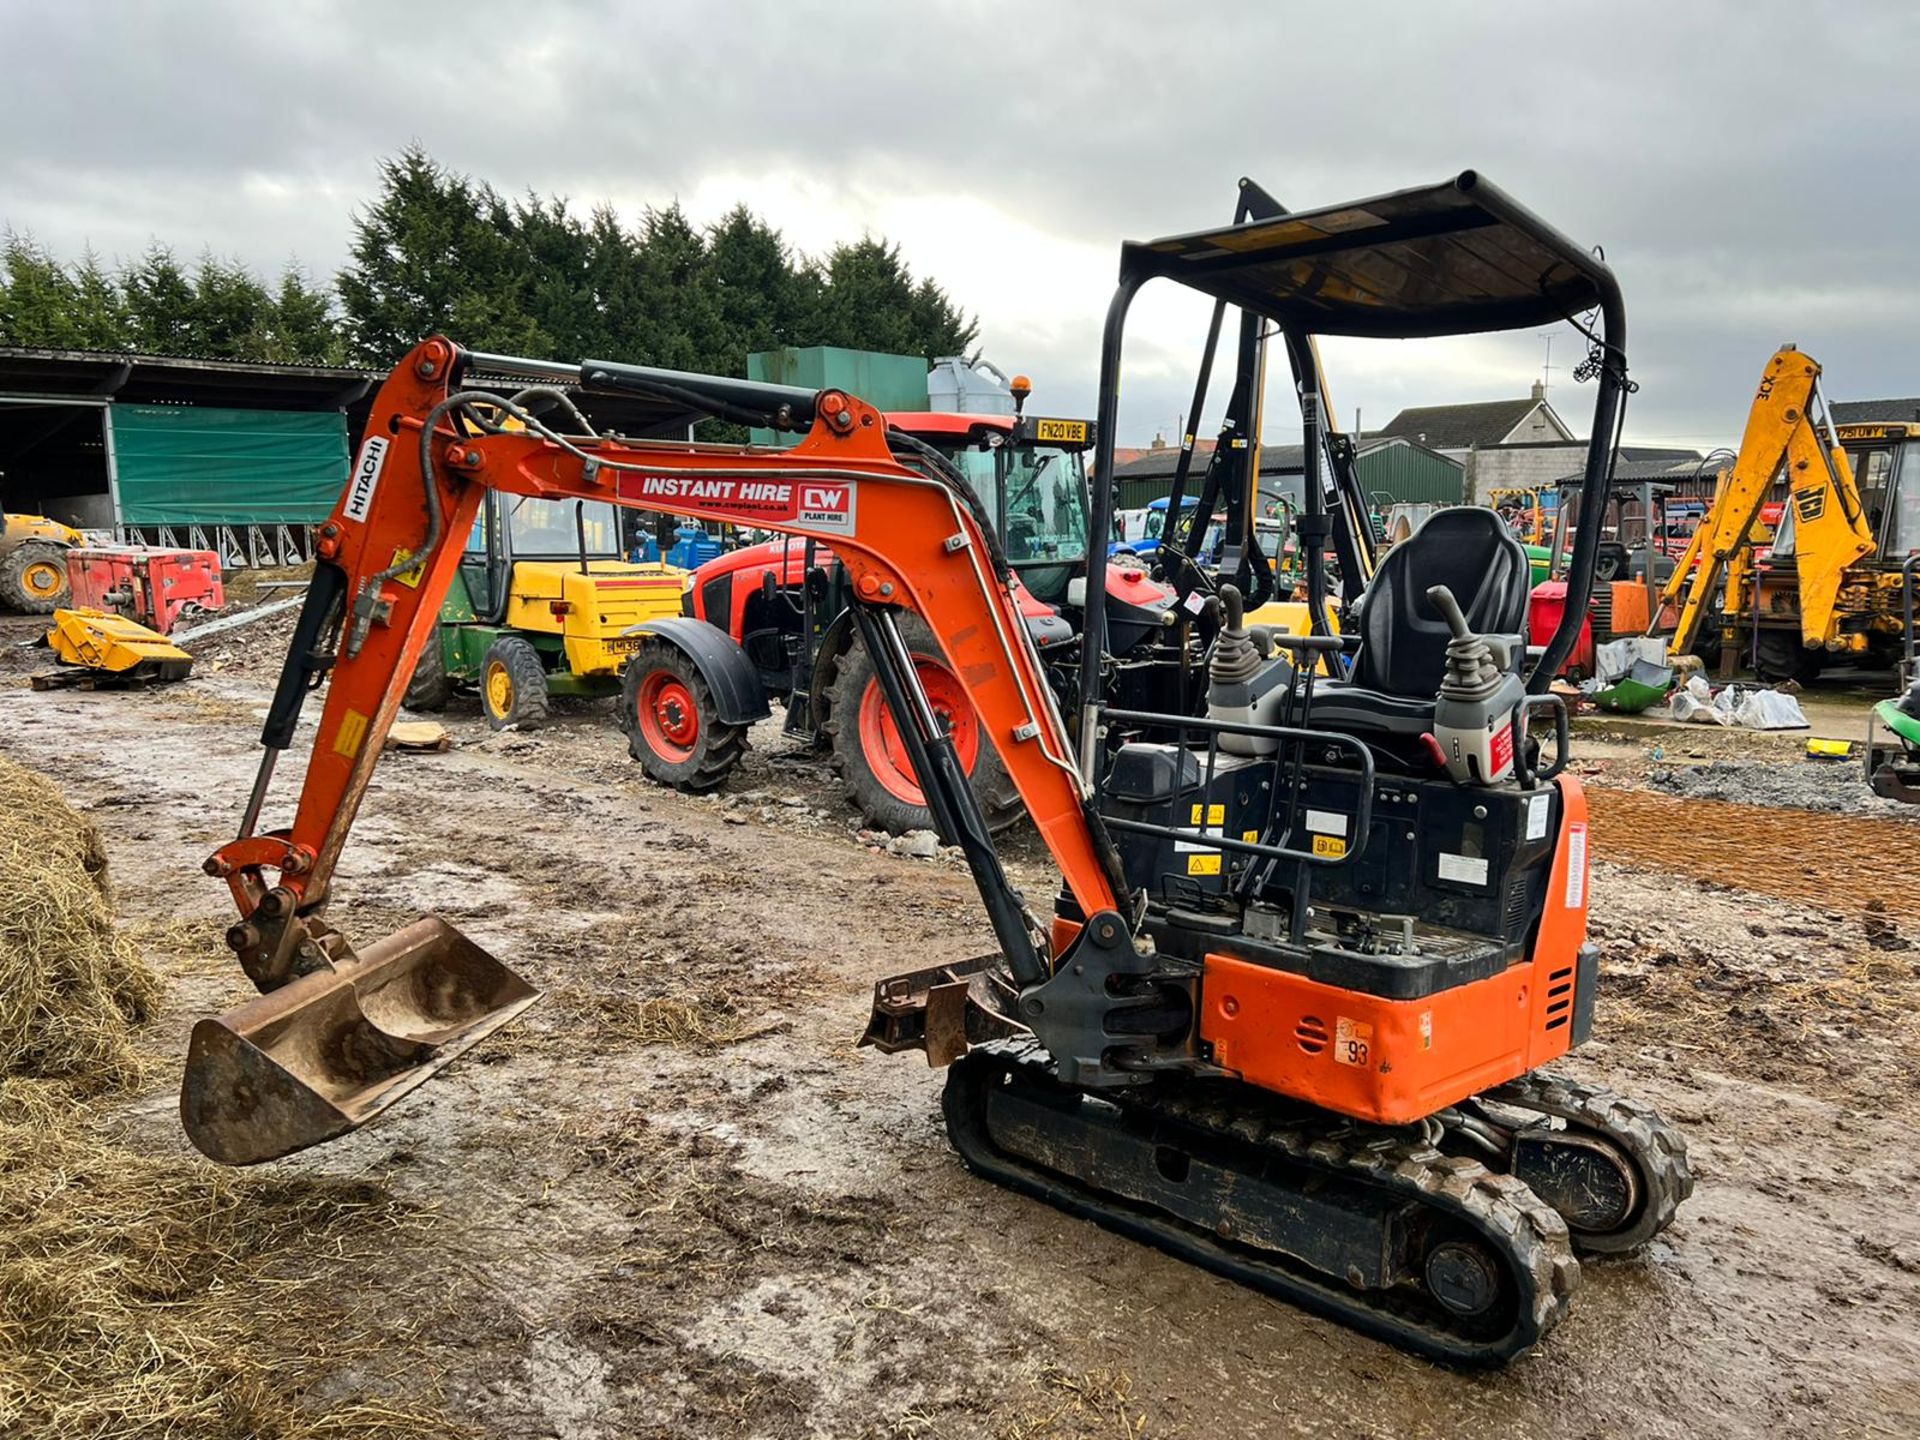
[{"left": 1795, "top": 489, "right": 1827, "bottom": 523}]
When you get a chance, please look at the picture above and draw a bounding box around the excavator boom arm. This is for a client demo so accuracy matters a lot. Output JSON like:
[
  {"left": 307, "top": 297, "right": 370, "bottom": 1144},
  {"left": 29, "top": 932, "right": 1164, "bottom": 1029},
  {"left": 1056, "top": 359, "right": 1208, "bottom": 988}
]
[{"left": 185, "top": 338, "right": 1126, "bottom": 1164}]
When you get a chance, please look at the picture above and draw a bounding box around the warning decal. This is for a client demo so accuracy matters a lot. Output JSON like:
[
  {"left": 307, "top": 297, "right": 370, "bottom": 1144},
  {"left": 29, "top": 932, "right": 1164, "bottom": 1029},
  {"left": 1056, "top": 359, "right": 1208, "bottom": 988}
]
[
  {"left": 1489, "top": 722, "right": 1515, "bottom": 778},
  {"left": 1564, "top": 822, "right": 1589, "bottom": 909},
  {"left": 334, "top": 709, "right": 370, "bottom": 760},
  {"left": 617, "top": 474, "right": 857, "bottom": 536}
]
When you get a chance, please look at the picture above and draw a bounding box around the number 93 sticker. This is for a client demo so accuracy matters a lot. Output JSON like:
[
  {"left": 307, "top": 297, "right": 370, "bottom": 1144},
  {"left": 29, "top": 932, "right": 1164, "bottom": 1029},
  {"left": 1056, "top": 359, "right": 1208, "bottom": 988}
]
[{"left": 1334, "top": 1017, "right": 1374, "bottom": 1068}]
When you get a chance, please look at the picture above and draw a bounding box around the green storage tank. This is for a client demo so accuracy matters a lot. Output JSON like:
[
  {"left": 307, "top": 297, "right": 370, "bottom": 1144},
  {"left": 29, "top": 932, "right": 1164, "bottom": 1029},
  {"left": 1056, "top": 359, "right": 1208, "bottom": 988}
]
[{"left": 747, "top": 347, "right": 929, "bottom": 445}]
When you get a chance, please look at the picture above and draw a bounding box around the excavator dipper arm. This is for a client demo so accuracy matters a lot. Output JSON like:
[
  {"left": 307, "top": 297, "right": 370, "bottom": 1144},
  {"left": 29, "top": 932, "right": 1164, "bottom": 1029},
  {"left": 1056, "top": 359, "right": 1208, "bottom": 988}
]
[{"left": 183, "top": 336, "right": 1127, "bottom": 1165}]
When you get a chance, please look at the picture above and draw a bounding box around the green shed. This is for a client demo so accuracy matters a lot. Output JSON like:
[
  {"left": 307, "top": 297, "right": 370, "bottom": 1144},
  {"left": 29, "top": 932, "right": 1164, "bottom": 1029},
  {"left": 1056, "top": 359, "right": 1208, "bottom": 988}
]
[
  {"left": 108, "top": 405, "right": 349, "bottom": 525},
  {"left": 1354, "top": 436, "right": 1465, "bottom": 505},
  {"left": 1111, "top": 435, "right": 1463, "bottom": 514}
]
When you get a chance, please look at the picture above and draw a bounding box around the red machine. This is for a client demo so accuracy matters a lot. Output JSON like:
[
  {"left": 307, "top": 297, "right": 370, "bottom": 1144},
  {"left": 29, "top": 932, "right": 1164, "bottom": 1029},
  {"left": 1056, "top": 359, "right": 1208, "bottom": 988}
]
[{"left": 66, "top": 545, "right": 224, "bottom": 634}]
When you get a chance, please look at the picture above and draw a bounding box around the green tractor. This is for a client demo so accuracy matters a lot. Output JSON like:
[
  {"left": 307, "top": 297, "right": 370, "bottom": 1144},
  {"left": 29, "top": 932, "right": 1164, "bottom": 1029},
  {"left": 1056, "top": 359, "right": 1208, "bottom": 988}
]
[
  {"left": 1867, "top": 555, "right": 1920, "bottom": 802},
  {"left": 403, "top": 492, "right": 688, "bottom": 729}
]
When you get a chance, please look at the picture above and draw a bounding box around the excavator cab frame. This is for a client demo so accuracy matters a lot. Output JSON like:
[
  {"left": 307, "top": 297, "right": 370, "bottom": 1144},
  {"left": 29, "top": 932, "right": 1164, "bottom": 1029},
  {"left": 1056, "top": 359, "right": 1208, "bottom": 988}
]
[
  {"left": 1082, "top": 168, "right": 1631, "bottom": 765},
  {"left": 182, "top": 172, "right": 1685, "bottom": 1366}
]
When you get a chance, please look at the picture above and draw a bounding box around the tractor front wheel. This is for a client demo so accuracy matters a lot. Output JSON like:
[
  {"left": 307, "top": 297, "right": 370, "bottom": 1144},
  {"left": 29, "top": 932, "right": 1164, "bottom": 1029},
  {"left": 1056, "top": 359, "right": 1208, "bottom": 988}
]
[
  {"left": 621, "top": 639, "right": 747, "bottom": 793},
  {"left": 480, "top": 635, "right": 550, "bottom": 730},
  {"left": 0, "top": 541, "right": 69, "bottom": 614}
]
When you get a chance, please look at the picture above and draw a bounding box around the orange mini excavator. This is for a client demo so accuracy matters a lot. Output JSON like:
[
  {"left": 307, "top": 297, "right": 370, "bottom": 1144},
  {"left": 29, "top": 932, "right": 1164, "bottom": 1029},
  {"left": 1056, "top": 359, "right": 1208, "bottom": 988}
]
[{"left": 180, "top": 173, "right": 1689, "bottom": 1364}]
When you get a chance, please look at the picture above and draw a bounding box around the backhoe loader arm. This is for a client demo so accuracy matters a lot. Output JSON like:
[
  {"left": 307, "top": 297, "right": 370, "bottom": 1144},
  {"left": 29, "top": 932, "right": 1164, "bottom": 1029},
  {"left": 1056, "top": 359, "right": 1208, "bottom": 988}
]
[
  {"left": 184, "top": 337, "right": 1126, "bottom": 1164},
  {"left": 1658, "top": 345, "right": 1874, "bottom": 654}
]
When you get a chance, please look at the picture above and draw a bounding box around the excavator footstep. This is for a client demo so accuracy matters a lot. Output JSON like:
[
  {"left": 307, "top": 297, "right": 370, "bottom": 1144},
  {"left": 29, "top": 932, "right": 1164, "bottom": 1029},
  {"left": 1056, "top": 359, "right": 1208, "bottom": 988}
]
[{"left": 180, "top": 916, "right": 539, "bottom": 1165}]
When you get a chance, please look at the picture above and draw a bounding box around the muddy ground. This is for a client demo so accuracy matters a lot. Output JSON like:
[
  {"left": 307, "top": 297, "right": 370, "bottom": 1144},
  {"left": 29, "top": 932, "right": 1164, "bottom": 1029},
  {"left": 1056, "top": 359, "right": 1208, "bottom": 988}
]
[{"left": 4, "top": 612, "right": 1919, "bottom": 1439}]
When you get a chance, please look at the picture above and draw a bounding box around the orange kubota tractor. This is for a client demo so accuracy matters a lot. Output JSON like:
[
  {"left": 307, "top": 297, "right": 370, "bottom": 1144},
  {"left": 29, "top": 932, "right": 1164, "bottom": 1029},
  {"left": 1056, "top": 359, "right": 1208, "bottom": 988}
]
[{"left": 179, "top": 173, "right": 1689, "bottom": 1365}]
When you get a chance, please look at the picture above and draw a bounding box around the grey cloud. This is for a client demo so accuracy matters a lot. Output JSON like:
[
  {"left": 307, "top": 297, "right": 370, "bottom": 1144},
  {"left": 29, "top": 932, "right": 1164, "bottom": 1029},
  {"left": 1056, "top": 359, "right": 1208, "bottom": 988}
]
[{"left": 4, "top": 0, "right": 1918, "bottom": 448}]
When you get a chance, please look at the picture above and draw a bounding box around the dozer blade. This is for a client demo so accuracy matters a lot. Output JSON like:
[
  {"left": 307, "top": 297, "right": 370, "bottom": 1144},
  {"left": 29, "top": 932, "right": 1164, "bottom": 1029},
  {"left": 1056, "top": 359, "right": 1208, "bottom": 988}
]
[
  {"left": 860, "top": 953, "right": 1023, "bottom": 1066},
  {"left": 181, "top": 917, "right": 539, "bottom": 1165}
]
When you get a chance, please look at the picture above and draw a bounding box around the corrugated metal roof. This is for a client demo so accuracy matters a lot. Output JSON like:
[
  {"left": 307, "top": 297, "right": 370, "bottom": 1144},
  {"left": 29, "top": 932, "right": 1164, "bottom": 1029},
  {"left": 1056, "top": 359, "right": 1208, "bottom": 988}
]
[{"left": 0, "top": 345, "right": 703, "bottom": 441}]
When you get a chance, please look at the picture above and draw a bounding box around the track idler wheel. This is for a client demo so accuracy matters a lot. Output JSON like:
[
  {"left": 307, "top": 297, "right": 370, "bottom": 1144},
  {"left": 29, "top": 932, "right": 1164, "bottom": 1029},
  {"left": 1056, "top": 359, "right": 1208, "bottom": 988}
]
[{"left": 1471, "top": 1071, "right": 1693, "bottom": 1255}]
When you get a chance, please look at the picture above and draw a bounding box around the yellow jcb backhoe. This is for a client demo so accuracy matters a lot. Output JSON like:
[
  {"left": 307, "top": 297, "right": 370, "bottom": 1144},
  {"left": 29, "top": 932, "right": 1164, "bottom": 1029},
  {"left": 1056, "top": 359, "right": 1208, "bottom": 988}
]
[{"left": 1656, "top": 346, "right": 1876, "bottom": 680}]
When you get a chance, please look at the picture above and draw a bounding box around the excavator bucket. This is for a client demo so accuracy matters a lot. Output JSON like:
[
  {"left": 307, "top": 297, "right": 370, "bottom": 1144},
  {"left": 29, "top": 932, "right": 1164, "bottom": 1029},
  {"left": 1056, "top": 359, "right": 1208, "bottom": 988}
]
[{"left": 180, "top": 917, "right": 539, "bottom": 1165}]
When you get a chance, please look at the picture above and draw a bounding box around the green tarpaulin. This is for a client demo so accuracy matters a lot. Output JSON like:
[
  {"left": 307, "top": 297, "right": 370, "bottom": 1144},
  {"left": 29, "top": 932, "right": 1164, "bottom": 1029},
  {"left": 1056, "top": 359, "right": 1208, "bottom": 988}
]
[{"left": 110, "top": 405, "right": 348, "bottom": 525}]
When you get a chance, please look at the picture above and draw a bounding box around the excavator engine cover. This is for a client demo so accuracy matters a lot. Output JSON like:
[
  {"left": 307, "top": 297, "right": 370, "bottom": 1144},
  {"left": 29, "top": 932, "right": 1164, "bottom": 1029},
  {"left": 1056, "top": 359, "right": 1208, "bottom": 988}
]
[{"left": 181, "top": 917, "right": 539, "bottom": 1164}]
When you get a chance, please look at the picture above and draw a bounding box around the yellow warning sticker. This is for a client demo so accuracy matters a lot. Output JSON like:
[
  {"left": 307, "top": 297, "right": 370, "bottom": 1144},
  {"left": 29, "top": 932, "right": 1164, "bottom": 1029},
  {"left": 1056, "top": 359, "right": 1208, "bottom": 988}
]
[
  {"left": 1187, "top": 854, "right": 1222, "bottom": 876},
  {"left": 1188, "top": 803, "right": 1227, "bottom": 826},
  {"left": 334, "top": 709, "right": 370, "bottom": 760},
  {"left": 1312, "top": 834, "right": 1347, "bottom": 859},
  {"left": 390, "top": 548, "right": 426, "bottom": 588},
  {"left": 1242, "top": 829, "right": 1260, "bottom": 843},
  {"left": 1334, "top": 1017, "right": 1374, "bottom": 1068}
]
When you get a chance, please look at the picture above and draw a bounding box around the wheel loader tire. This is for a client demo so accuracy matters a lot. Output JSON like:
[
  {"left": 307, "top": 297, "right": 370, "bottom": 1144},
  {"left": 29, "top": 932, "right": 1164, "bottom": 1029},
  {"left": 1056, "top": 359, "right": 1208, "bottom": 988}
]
[
  {"left": 821, "top": 613, "right": 1022, "bottom": 836},
  {"left": 480, "top": 635, "right": 550, "bottom": 730},
  {"left": 404, "top": 627, "right": 455, "bottom": 711},
  {"left": 1752, "top": 629, "right": 1824, "bottom": 686},
  {"left": 621, "top": 638, "right": 747, "bottom": 793},
  {"left": 0, "top": 540, "right": 69, "bottom": 614}
]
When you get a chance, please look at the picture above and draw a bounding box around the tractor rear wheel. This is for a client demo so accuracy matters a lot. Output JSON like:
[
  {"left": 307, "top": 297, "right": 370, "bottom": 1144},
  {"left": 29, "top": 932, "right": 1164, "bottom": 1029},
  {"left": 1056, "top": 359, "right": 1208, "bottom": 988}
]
[
  {"left": 404, "top": 626, "right": 455, "bottom": 711},
  {"left": 621, "top": 639, "right": 747, "bottom": 793},
  {"left": 0, "top": 541, "right": 69, "bottom": 614},
  {"left": 821, "top": 614, "right": 1022, "bottom": 836},
  {"left": 480, "top": 635, "right": 550, "bottom": 730}
]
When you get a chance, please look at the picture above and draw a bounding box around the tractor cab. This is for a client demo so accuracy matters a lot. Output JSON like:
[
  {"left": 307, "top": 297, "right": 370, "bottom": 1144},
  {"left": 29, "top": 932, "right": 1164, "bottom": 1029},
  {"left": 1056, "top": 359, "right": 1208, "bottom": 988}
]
[
  {"left": 1827, "top": 421, "right": 1920, "bottom": 561},
  {"left": 894, "top": 411, "right": 1095, "bottom": 606}
]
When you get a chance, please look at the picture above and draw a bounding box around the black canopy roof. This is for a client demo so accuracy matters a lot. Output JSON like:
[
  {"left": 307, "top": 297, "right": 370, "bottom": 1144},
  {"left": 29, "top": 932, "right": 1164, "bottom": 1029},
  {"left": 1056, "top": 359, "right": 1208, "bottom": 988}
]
[{"left": 1119, "top": 171, "right": 1616, "bottom": 340}]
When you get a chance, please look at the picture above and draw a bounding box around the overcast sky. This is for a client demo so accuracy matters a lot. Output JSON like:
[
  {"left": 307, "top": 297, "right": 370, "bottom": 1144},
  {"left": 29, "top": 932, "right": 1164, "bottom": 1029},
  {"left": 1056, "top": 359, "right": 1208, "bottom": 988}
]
[{"left": 4, "top": 0, "right": 1918, "bottom": 451}]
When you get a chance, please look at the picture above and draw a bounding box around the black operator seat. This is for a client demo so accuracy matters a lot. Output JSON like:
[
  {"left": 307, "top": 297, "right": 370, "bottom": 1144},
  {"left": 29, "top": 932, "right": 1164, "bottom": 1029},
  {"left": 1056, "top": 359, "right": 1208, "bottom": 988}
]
[{"left": 1308, "top": 507, "right": 1531, "bottom": 766}]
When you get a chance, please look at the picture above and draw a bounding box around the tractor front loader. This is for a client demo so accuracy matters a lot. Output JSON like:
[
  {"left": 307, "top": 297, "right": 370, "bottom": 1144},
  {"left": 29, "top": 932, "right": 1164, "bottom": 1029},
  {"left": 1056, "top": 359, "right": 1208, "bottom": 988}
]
[{"left": 179, "top": 173, "right": 1688, "bottom": 1366}]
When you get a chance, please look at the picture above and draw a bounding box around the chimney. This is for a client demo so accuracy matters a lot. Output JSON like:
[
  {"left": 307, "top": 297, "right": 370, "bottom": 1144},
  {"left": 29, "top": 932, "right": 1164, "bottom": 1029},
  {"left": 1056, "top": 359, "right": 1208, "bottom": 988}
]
[
  {"left": 1150, "top": 431, "right": 1167, "bottom": 450},
  {"left": 1530, "top": 379, "right": 1546, "bottom": 402}
]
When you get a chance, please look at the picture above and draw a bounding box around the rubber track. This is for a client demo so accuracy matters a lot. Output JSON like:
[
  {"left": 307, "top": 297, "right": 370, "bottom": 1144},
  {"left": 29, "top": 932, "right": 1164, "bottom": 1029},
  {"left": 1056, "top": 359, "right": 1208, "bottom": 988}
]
[
  {"left": 944, "top": 1039, "right": 1579, "bottom": 1366},
  {"left": 1481, "top": 1070, "right": 1693, "bottom": 1255}
]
